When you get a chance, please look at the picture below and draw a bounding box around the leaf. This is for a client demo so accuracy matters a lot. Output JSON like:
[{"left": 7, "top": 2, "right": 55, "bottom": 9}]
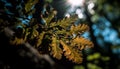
[
  {"left": 60, "top": 40, "right": 83, "bottom": 64},
  {"left": 44, "top": 15, "right": 54, "bottom": 25},
  {"left": 25, "top": 0, "right": 38, "bottom": 13},
  {"left": 55, "top": 29, "right": 67, "bottom": 35},
  {"left": 72, "top": 36, "right": 94, "bottom": 50},
  {"left": 70, "top": 24, "right": 89, "bottom": 35},
  {"left": 50, "top": 36, "right": 63, "bottom": 59},
  {"left": 36, "top": 31, "right": 45, "bottom": 47},
  {"left": 29, "top": 28, "right": 39, "bottom": 40},
  {"left": 44, "top": 10, "right": 57, "bottom": 25},
  {"left": 10, "top": 37, "right": 25, "bottom": 45},
  {"left": 56, "top": 16, "right": 77, "bottom": 29}
]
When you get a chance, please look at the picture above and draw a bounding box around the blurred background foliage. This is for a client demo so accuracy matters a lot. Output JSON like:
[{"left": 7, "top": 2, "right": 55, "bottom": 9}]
[{"left": 0, "top": 0, "right": 120, "bottom": 69}]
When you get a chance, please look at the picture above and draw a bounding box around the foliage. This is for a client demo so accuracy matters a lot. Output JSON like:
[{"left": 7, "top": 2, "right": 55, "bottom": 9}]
[
  {"left": 0, "top": 0, "right": 94, "bottom": 65},
  {"left": 28, "top": 10, "right": 93, "bottom": 64},
  {"left": 25, "top": 0, "right": 38, "bottom": 13},
  {"left": 73, "top": 52, "right": 110, "bottom": 69}
]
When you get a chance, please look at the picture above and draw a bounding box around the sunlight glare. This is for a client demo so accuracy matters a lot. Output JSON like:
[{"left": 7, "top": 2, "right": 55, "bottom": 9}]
[
  {"left": 65, "top": 13, "right": 70, "bottom": 18},
  {"left": 88, "top": 2, "right": 95, "bottom": 14},
  {"left": 68, "top": 0, "right": 84, "bottom": 6},
  {"left": 88, "top": 2, "right": 95, "bottom": 10},
  {"left": 75, "top": 9, "right": 84, "bottom": 19}
]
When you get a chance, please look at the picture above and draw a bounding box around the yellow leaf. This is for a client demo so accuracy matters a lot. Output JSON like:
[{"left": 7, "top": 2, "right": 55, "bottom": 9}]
[
  {"left": 72, "top": 36, "right": 94, "bottom": 50},
  {"left": 10, "top": 37, "right": 25, "bottom": 45},
  {"left": 36, "top": 31, "right": 45, "bottom": 47},
  {"left": 60, "top": 40, "right": 83, "bottom": 64},
  {"left": 70, "top": 24, "right": 89, "bottom": 34},
  {"left": 50, "top": 36, "right": 63, "bottom": 59}
]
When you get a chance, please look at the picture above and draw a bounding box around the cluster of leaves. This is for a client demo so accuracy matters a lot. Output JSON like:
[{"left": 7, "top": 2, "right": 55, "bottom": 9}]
[
  {"left": 0, "top": 0, "right": 94, "bottom": 64},
  {"left": 36, "top": 9, "right": 94, "bottom": 64},
  {"left": 15, "top": 12, "right": 93, "bottom": 64}
]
